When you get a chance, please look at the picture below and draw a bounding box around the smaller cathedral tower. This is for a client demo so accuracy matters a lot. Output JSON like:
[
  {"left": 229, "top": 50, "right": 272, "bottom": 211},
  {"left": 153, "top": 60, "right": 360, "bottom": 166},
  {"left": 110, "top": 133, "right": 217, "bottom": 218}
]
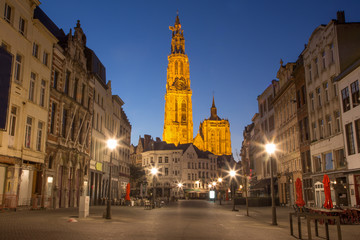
[{"left": 194, "top": 97, "right": 232, "bottom": 155}]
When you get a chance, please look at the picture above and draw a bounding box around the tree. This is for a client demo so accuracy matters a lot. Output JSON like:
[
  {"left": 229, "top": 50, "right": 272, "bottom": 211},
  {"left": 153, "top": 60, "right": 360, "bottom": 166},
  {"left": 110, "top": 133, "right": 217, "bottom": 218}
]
[{"left": 129, "top": 164, "right": 145, "bottom": 186}]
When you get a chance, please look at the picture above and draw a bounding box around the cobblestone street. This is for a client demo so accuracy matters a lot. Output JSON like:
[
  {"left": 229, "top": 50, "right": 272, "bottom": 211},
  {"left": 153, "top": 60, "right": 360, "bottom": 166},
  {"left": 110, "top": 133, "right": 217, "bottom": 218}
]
[{"left": 1, "top": 200, "right": 359, "bottom": 240}]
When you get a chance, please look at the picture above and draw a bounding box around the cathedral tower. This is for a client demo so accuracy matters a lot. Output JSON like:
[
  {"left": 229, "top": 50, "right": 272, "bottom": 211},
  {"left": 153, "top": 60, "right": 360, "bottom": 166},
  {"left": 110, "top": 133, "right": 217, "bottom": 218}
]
[
  {"left": 163, "top": 15, "right": 193, "bottom": 145},
  {"left": 194, "top": 97, "right": 232, "bottom": 155}
]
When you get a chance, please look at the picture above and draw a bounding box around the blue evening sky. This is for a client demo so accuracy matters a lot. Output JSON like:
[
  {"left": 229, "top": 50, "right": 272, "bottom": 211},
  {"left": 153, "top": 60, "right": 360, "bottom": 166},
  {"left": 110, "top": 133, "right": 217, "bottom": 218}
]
[{"left": 40, "top": 0, "right": 360, "bottom": 159}]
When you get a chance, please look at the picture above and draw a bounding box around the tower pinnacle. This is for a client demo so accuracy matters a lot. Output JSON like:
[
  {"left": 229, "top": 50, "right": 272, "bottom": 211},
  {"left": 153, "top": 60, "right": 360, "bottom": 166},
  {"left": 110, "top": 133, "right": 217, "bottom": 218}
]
[
  {"left": 169, "top": 14, "right": 185, "bottom": 54},
  {"left": 210, "top": 96, "right": 220, "bottom": 120}
]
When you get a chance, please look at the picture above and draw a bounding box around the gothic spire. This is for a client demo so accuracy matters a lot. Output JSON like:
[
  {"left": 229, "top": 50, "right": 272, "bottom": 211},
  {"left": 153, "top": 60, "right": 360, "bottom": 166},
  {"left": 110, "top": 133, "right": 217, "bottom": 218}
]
[
  {"left": 169, "top": 13, "right": 185, "bottom": 54},
  {"left": 210, "top": 96, "right": 220, "bottom": 120}
]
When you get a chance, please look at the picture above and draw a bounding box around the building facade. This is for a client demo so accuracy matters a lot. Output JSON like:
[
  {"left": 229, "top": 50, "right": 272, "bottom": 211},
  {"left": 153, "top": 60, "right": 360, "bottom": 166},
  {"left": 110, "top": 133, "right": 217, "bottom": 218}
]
[
  {"left": 294, "top": 54, "right": 313, "bottom": 206},
  {"left": 142, "top": 143, "right": 218, "bottom": 199},
  {"left": 335, "top": 57, "right": 360, "bottom": 206},
  {"left": 245, "top": 80, "right": 279, "bottom": 197},
  {"left": 273, "top": 61, "right": 301, "bottom": 206},
  {"left": 45, "top": 20, "right": 93, "bottom": 209},
  {"left": 0, "top": 1, "right": 57, "bottom": 209},
  {"left": 303, "top": 11, "right": 360, "bottom": 207},
  {"left": 88, "top": 48, "right": 107, "bottom": 206}
]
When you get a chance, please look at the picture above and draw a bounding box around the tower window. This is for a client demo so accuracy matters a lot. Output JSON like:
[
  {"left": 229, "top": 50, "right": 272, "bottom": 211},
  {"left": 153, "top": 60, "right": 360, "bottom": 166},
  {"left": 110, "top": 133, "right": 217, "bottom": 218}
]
[{"left": 181, "top": 101, "right": 186, "bottom": 122}]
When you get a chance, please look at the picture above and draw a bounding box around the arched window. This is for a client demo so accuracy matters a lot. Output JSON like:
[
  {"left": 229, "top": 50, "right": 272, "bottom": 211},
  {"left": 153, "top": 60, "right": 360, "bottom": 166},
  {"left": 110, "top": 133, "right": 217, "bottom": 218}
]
[
  {"left": 175, "top": 61, "right": 178, "bottom": 75},
  {"left": 175, "top": 99, "right": 178, "bottom": 122},
  {"left": 181, "top": 100, "right": 186, "bottom": 122},
  {"left": 180, "top": 61, "right": 184, "bottom": 75},
  {"left": 182, "top": 129, "right": 187, "bottom": 139},
  {"left": 210, "top": 130, "right": 215, "bottom": 153}
]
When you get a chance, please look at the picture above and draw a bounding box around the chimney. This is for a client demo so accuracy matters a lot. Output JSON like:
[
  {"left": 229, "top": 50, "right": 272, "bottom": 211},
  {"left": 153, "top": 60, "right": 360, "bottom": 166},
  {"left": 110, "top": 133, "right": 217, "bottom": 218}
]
[{"left": 337, "top": 11, "right": 345, "bottom": 23}]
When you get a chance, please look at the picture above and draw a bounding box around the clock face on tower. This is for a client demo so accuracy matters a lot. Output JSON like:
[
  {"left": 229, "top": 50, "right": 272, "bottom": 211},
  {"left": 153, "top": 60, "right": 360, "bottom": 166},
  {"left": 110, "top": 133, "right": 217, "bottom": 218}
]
[{"left": 174, "top": 77, "right": 186, "bottom": 90}]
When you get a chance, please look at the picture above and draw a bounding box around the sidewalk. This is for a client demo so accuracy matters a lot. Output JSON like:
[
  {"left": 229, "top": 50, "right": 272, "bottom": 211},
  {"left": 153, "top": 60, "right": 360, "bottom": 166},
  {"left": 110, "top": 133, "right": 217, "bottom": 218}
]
[{"left": 217, "top": 201, "right": 360, "bottom": 240}]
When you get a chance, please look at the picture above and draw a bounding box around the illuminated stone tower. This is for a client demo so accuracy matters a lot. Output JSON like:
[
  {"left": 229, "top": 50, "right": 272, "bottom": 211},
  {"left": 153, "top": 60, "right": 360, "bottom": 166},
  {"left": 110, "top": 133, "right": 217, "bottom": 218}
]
[
  {"left": 163, "top": 15, "right": 193, "bottom": 145},
  {"left": 194, "top": 97, "right": 232, "bottom": 155}
]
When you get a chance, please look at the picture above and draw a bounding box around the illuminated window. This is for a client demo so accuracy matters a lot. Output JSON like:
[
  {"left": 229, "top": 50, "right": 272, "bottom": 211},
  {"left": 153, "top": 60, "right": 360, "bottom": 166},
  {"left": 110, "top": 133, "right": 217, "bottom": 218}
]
[
  {"left": 326, "top": 115, "right": 332, "bottom": 136},
  {"left": 341, "top": 87, "right": 350, "bottom": 112},
  {"left": 32, "top": 43, "right": 39, "bottom": 58},
  {"left": 351, "top": 80, "right": 360, "bottom": 108},
  {"left": 36, "top": 121, "right": 43, "bottom": 151},
  {"left": 39, "top": 80, "right": 46, "bottom": 107},
  {"left": 345, "top": 123, "right": 355, "bottom": 155},
  {"left": 43, "top": 52, "right": 48, "bottom": 66},
  {"left": 25, "top": 117, "right": 33, "bottom": 148},
  {"left": 9, "top": 106, "right": 17, "bottom": 137},
  {"left": 29, "top": 72, "right": 36, "bottom": 102},
  {"left": 316, "top": 88, "right": 321, "bottom": 107},
  {"left": 324, "top": 82, "right": 329, "bottom": 102},
  {"left": 319, "top": 119, "right": 324, "bottom": 139},
  {"left": 14, "top": 54, "right": 22, "bottom": 83},
  {"left": 181, "top": 101, "right": 186, "bottom": 122}
]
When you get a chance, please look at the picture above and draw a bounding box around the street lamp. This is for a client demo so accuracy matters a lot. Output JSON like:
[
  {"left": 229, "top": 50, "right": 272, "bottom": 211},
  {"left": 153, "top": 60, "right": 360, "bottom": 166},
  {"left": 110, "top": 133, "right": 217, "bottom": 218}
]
[
  {"left": 265, "top": 143, "right": 277, "bottom": 226},
  {"left": 177, "top": 182, "right": 183, "bottom": 199},
  {"left": 150, "top": 167, "right": 158, "bottom": 208},
  {"left": 106, "top": 138, "right": 117, "bottom": 219},
  {"left": 229, "top": 170, "right": 238, "bottom": 211},
  {"left": 217, "top": 178, "right": 223, "bottom": 205}
]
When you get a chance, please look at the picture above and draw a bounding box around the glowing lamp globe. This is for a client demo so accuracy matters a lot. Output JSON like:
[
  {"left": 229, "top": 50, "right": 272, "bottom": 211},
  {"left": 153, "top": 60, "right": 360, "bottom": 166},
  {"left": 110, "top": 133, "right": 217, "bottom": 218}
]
[
  {"left": 265, "top": 143, "right": 276, "bottom": 154},
  {"left": 150, "top": 167, "right": 158, "bottom": 175},
  {"left": 107, "top": 139, "right": 117, "bottom": 150}
]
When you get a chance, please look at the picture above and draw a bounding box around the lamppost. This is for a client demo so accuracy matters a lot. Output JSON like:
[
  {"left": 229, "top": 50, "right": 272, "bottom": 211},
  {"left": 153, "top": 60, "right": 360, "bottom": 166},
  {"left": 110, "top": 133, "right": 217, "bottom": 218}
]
[
  {"left": 230, "top": 170, "right": 238, "bottom": 211},
  {"left": 150, "top": 167, "right": 158, "bottom": 208},
  {"left": 244, "top": 175, "right": 249, "bottom": 217},
  {"left": 218, "top": 178, "right": 223, "bottom": 205},
  {"left": 106, "top": 138, "right": 117, "bottom": 219},
  {"left": 177, "top": 182, "right": 183, "bottom": 199},
  {"left": 265, "top": 143, "right": 277, "bottom": 225}
]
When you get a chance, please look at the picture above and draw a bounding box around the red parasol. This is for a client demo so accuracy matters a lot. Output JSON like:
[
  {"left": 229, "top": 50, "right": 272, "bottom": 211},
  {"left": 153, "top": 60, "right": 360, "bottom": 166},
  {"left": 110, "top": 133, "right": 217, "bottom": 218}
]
[
  {"left": 295, "top": 178, "right": 305, "bottom": 207},
  {"left": 322, "top": 174, "right": 333, "bottom": 209},
  {"left": 125, "top": 183, "right": 131, "bottom": 201}
]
